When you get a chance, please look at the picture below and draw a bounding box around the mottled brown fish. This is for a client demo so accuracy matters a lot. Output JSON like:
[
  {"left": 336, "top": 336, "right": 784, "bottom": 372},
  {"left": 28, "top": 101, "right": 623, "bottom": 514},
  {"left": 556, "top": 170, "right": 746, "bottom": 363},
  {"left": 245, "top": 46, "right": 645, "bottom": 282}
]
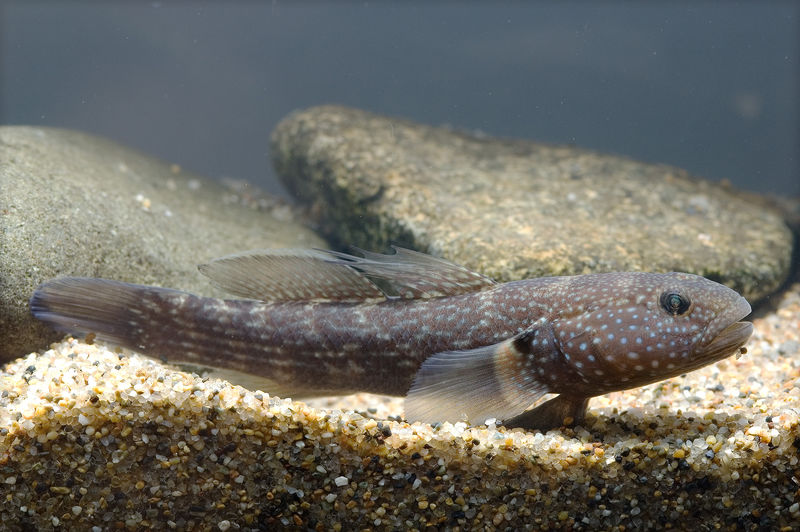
[{"left": 30, "top": 247, "right": 753, "bottom": 429}]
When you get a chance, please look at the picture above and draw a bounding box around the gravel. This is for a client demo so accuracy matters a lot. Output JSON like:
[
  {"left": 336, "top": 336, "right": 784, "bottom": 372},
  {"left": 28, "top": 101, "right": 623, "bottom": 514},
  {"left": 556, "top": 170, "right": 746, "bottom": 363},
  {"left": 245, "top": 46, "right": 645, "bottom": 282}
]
[{"left": 1, "top": 281, "right": 799, "bottom": 530}]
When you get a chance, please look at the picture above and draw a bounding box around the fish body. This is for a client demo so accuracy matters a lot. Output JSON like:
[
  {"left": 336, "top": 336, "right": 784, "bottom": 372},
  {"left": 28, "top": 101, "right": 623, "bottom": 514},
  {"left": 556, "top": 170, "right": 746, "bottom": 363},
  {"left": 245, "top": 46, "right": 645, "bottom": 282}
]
[{"left": 30, "top": 247, "right": 753, "bottom": 429}]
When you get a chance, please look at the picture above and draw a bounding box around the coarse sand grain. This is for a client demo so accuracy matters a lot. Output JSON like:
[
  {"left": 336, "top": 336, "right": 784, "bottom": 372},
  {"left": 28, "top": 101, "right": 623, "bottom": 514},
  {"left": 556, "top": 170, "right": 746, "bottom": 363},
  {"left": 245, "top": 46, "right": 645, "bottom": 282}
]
[{"left": 2, "top": 283, "right": 799, "bottom": 530}]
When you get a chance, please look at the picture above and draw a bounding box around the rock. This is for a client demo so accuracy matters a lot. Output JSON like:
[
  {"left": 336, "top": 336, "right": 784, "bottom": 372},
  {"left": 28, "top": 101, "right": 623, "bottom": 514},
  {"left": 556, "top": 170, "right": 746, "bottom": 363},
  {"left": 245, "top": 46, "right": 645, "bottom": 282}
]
[
  {"left": 271, "top": 105, "right": 793, "bottom": 303},
  {"left": 3, "top": 119, "right": 799, "bottom": 530},
  {"left": 0, "top": 126, "right": 327, "bottom": 361}
]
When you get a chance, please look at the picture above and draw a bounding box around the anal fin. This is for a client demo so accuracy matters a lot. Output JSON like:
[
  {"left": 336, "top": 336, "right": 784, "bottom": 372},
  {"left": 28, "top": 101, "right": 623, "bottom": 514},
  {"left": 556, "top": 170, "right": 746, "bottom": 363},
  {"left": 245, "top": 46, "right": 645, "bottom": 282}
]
[{"left": 173, "top": 364, "right": 357, "bottom": 399}]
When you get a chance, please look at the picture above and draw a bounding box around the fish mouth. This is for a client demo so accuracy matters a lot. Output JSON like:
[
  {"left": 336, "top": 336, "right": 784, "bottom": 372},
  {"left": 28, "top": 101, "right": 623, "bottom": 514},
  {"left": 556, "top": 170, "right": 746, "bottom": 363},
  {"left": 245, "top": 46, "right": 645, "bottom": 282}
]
[
  {"left": 699, "top": 321, "right": 753, "bottom": 359},
  {"left": 697, "top": 295, "right": 753, "bottom": 359}
]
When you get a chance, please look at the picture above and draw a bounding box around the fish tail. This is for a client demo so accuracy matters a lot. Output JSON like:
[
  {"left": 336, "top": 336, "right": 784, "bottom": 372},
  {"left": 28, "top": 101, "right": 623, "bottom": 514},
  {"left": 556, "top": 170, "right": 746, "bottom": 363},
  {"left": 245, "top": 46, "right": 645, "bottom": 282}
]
[
  {"left": 29, "top": 278, "right": 351, "bottom": 397},
  {"left": 30, "top": 277, "right": 163, "bottom": 350}
]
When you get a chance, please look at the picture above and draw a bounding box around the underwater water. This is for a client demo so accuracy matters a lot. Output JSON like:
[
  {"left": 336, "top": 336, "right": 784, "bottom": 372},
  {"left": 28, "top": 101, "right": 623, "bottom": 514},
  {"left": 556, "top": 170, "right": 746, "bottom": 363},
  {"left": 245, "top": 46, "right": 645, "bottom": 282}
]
[
  {"left": 4, "top": 5, "right": 800, "bottom": 530},
  {"left": 2, "top": 2, "right": 797, "bottom": 197}
]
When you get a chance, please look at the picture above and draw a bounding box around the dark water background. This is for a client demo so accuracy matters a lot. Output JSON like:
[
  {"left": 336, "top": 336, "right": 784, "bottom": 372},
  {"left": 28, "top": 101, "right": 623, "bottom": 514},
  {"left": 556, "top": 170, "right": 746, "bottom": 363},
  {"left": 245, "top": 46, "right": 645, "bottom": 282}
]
[{"left": 2, "top": 2, "right": 797, "bottom": 197}]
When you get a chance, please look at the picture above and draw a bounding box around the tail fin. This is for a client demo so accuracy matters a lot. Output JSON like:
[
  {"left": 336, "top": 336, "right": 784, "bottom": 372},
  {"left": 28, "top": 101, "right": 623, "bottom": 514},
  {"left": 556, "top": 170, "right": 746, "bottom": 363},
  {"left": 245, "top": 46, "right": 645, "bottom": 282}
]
[
  {"left": 30, "top": 277, "right": 184, "bottom": 351},
  {"left": 29, "top": 277, "right": 354, "bottom": 397}
]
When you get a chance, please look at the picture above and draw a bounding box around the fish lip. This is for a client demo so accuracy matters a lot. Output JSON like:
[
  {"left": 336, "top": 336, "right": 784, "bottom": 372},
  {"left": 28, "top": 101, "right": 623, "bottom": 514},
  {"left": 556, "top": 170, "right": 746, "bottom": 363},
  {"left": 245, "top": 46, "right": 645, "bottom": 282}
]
[
  {"left": 698, "top": 296, "right": 753, "bottom": 356},
  {"left": 701, "top": 321, "right": 753, "bottom": 353}
]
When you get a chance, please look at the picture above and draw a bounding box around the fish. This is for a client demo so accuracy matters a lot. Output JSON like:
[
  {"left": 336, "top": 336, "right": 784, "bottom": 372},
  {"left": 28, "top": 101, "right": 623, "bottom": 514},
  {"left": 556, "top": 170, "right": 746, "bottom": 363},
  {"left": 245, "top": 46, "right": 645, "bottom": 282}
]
[{"left": 29, "top": 246, "right": 753, "bottom": 430}]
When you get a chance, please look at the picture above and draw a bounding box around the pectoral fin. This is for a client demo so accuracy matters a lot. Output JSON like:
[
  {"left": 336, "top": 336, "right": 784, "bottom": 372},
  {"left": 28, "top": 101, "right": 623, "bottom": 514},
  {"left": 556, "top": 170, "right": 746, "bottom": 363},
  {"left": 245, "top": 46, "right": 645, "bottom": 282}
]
[{"left": 404, "top": 325, "right": 558, "bottom": 425}]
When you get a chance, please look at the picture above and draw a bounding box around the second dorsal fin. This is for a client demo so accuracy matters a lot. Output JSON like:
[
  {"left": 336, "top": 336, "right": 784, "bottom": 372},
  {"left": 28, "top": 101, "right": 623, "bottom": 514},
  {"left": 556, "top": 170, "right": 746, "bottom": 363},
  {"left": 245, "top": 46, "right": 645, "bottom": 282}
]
[
  {"left": 325, "top": 246, "right": 496, "bottom": 298},
  {"left": 198, "top": 249, "right": 385, "bottom": 302}
]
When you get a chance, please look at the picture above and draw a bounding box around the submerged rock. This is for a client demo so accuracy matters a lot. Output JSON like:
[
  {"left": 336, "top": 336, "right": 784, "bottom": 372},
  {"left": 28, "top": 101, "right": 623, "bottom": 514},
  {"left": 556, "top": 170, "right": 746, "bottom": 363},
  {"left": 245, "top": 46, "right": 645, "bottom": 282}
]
[
  {"left": 271, "top": 105, "right": 793, "bottom": 302},
  {"left": 0, "top": 126, "right": 326, "bottom": 361},
  {"left": 1, "top": 116, "right": 799, "bottom": 530}
]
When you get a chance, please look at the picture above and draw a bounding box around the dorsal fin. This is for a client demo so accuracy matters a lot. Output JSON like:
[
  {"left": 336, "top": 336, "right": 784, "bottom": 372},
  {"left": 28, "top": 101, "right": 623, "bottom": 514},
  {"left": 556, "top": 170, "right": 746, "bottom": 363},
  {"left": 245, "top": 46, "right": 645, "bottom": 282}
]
[
  {"left": 324, "top": 246, "right": 496, "bottom": 298},
  {"left": 198, "top": 249, "right": 385, "bottom": 302},
  {"left": 199, "top": 247, "right": 496, "bottom": 302}
]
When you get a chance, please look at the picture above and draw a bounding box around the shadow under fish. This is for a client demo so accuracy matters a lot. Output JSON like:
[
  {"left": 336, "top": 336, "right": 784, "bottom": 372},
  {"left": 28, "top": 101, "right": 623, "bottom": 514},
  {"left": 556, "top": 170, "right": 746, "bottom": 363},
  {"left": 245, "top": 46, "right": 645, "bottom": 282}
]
[{"left": 29, "top": 247, "right": 753, "bottom": 430}]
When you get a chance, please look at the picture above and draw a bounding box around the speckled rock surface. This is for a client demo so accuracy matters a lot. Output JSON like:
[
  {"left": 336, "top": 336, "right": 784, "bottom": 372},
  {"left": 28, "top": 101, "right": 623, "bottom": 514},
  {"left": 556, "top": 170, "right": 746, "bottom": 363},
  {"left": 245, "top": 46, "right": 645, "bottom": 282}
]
[
  {"left": 2, "top": 275, "right": 800, "bottom": 530},
  {"left": 271, "top": 105, "right": 793, "bottom": 303},
  {"left": 0, "top": 126, "right": 326, "bottom": 361}
]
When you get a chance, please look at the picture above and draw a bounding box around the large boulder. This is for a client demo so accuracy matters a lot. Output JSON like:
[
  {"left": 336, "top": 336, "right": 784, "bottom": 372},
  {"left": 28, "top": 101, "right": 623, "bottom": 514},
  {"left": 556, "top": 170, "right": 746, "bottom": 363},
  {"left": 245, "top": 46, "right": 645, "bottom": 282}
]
[
  {"left": 0, "top": 126, "right": 326, "bottom": 361},
  {"left": 271, "top": 105, "right": 793, "bottom": 303}
]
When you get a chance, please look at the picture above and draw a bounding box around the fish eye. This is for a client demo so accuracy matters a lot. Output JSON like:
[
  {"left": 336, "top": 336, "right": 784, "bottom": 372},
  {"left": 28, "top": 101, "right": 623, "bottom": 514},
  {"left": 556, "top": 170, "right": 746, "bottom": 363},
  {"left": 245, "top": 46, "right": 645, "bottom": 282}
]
[{"left": 660, "top": 291, "right": 691, "bottom": 316}]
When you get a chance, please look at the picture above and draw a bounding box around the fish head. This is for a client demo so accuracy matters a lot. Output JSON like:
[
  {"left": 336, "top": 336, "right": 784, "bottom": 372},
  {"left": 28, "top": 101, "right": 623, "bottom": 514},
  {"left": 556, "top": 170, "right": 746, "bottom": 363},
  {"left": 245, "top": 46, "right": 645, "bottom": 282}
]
[{"left": 549, "top": 272, "right": 753, "bottom": 395}]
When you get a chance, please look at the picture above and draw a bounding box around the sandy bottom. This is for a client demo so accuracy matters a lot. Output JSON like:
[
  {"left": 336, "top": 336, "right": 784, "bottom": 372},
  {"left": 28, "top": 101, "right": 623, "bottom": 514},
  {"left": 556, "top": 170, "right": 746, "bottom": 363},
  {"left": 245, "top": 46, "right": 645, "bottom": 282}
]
[{"left": 2, "top": 282, "right": 799, "bottom": 530}]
